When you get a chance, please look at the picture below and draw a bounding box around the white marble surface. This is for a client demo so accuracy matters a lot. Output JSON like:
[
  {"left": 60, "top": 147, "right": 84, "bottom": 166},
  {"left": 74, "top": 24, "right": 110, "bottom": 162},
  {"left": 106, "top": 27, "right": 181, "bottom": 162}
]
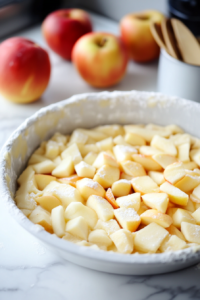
[{"left": 1, "top": 12, "right": 200, "bottom": 300}]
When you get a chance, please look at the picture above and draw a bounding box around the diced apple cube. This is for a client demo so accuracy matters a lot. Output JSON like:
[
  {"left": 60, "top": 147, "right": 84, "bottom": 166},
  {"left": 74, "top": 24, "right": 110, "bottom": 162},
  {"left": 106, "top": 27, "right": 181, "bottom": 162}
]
[
  {"left": 152, "top": 153, "right": 177, "bottom": 169},
  {"left": 192, "top": 208, "right": 200, "bottom": 225},
  {"left": 75, "top": 161, "right": 96, "bottom": 178},
  {"left": 110, "top": 229, "right": 134, "bottom": 254},
  {"left": 163, "top": 162, "right": 185, "bottom": 184},
  {"left": 178, "top": 143, "right": 190, "bottom": 162},
  {"left": 45, "top": 140, "right": 60, "bottom": 160},
  {"left": 76, "top": 178, "right": 105, "bottom": 200},
  {"left": 79, "top": 128, "right": 108, "bottom": 141},
  {"left": 151, "top": 135, "right": 177, "bottom": 156},
  {"left": 94, "top": 219, "right": 120, "bottom": 236},
  {"left": 171, "top": 208, "right": 196, "bottom": 228},
  {"left": 93, "top": 151, "right": 118, "bottom": 168},
  {"left": 132, "top": 154, "right": 162, "bottom": 171},
  {"left": 51, "top": 205, "right": 65, "bottom": 237},
  {"left": 94, "top": 124, "right": 124, "bottom": 137},
  {"left": 62, "top": 232, "right": 82, "bottom": 243},
  {"left": 29, "top": 205, "right": 52, "bottom": 232},
  {"left": 180, "top": 198, "right": 195, "bottom": 213},
  {"left": 16, "top": 174, "right": 39, "bottom": 196},
  {"left": 159, "top": 235, "right": 186, "bottom": 252},
  {"left": 33, "top": 160, "right": 55, "bottom": 174},
  {"left": 96, "top": 137, "right": 113, "bottom": 151},
  {"left": 51, "top": 132, "right": 68, "bottom": 144},
  {"left": 139, "top": 146, "right": 163, "bottom": 156},
  {"left": 105, "top": 188, "right": 119, "bottom": 209},
  {"left": 132, "top": 176, "right": 159, "bottom": 194},
  {"left": 28, "top": 154, "right": 47, "bottom": 165},
  {"left": 66, "top": 216, "right": 89, "bottom": 240},
  {"left": 53, "top": 156, "right": 62, "bottom": 166},
  {"left": 148, "top": 171, "right": 165, "bottom": 185},
  {"left": 84, "top": 152, "right": 98, "bottom": 165},
  {"left": 113, "top": 145, "right": 137, "bottom": 162},
  {"left": 88, "top": 229, "right": 112, "bottom": 247},
  {"left": 15, "top": 193, "right": 37, "bottom": 210},
  {"left": 34, "top": 174, "right": 56, "bottom": 190},
  {"left": 113, "top": 135, "right": 129, "bottom": 146},
  {"left": 134, "top": 222, "right": 169, "bottom": 253},
  {"left": 181, "top": 222, "right": 200, "bottom": 244},
  {"left": 167, "top": 224, "right": 186, "bottom": 241},
  {"left": 61, "top": 143, "right": 82, "bottom": 165},
  {"left": 114, "top": 207, "right": 141, "bottom": 232},
  {"left": 120, "top": 172, "right": 133, "bottom": 180},
  {"left": 190, "top": 149, "right": 200, "bottom": 166},
  {"left": 121, "top": 160, "right": 146, "bottom": 177},
  {"left": 93, "top": 165, "right": 120, "bottom": 188},
  {"left": 52, "top": 157, "right": 74, "bottom": 178},
  {"left": 124, "top": 126, "right": 170, "bottom": 142},
  {"left": 86, "top": 195, "right": 114, "bottom": 221},
  {"left": 182, "top": 161, "right": 198, "bottom": 170},
  {"left": 17, "top": 166, "right": 35, "bottom": 185},
  {"left": 68, "top": 129, "right": 88, "bottom": 146},
  {"left": 191, "top": 184, "right": 200, "bottom": 201},
  {"left": 21, "top": 209, "right": 32, "bottom": 217},
  {"left": 111, "top": 179, "right": 131, "bottom": 197},
  {"left": 140, "top": 209, "right": 172, "bottom": 228},
  {"left": 80, "top": 144, "right": 99, "bottom": 157},
  {"left": 165, "top": 124, "right": 184, "bottom": 134},
  {"left": 65, "top": 202, "right": 98, "bottom": 229},
  {"left": 116, "top": 193, "right": 141, "bottom": 211},
  {"left": 125, "top": 132, "right": 146, "bottom": 146},
  {"left": 175, "top": 174, "right": 200, "bottom": 193},
  {"left": 160, "top": 182, "right": 188, "bottom": 206},
  {"left": 35, "top": 193, "right": 61, "bottom": 212},
  {"left": 142, "top": 193, "right": 169, "bottom": 213}
]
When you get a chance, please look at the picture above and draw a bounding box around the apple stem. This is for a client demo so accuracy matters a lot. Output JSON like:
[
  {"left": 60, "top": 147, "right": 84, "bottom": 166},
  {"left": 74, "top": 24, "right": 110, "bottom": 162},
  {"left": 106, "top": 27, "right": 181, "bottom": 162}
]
[{"left": 98, "top": 38, "right": 107, "bottom": 47}]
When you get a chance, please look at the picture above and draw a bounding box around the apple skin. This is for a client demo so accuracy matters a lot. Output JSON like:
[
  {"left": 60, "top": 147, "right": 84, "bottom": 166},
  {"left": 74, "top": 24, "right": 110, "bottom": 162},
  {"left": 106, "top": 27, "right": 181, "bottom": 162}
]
[
  {"left": 42, "top": 9, "right": 92, "bottom": 60},
  {"left": 120, "top": 10, "right": 165, "bottom": 62},
  {"left": 0, "top": 37, "right": 51, "bottom": 104},
  {"left": 72, "top": 32, "right": 128, "bottom": 88}
]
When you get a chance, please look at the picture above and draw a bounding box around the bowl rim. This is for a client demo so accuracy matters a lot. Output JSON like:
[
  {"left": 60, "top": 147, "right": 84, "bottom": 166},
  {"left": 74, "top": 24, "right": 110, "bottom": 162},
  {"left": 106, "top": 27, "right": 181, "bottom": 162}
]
[{"left": 1, "top": 90, "right": 200, "bottom": 266}]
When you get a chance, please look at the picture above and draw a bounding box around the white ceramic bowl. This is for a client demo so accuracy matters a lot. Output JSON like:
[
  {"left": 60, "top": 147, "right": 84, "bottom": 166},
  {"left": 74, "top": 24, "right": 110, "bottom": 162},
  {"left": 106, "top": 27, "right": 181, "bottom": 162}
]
[
  {"left": 1, "top": 90, "right": 200, "bottom": 275},
  {"left": 157, "top": 49, "right": 200, "bottom": 103}
]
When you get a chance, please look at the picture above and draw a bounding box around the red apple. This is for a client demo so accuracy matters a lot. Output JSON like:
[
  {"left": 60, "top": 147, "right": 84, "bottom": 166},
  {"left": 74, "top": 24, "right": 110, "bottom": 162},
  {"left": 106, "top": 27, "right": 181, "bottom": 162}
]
[
  {"left": 72, "top": 32, "right": 128, "bottom": 88},
  {"left": 42, "top": 9, "right": 92, "bottom": 60},
  {"left": 120, "top": 10, "right": 165, "bottom": 62},
  {"left": 0, "top": 37, "right": 51, "bottom": 104}
]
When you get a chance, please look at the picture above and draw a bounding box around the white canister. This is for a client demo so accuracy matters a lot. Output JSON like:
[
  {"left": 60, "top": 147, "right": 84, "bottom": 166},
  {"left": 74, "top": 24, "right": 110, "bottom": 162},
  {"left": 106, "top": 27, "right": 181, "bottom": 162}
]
[{"left": 157, "top": 48, "right": 200, "bottom": 102}]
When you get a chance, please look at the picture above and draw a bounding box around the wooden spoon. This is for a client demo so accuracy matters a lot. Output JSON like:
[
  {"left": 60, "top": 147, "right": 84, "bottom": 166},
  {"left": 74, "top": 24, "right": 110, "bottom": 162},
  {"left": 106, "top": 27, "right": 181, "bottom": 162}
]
[
  {"left": 161, "top": 18, "right": 182, "bottom": 60},
  {"left": 150, "top": 22, "right": 169, "bottom": 53},
  {"left": 171, "top": 18, "right": 200, "bottom": 66}
]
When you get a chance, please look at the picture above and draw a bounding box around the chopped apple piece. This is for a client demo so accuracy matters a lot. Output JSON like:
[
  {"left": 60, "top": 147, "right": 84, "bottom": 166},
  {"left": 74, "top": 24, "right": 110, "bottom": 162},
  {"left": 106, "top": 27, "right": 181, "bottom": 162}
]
[
  {"left": 87, "top": 195, "right": 114, "bottom": 221},
  {"left": 192, "top": 208, "right": 200, "bottom": 225},
  {"left": 88, "top": 229, "right": 112, "bottom": 247},
  {"left": 125, "top": 132, "right": 146, "bottom": 146},
  {"left": 180, "top": 198, "right": 195, "bottom": 213},
  {"left": 152, "top": 153, "right": 177, "bottom": 169},
  {"left": 151, "top": 135, "right": 177, "bottom": 156},
  {"left": 182, "top": 161, "right": 198, "bottom": 170},
  {"left": 113, "top": 135, "right": 129, "bottom": 146},
  {"left": 21, "top": 209, "right": 32, "bottom": 217},
  {"left": 132, "top": 154, "right": 162, "bottom": 171},
  {"left": 120, "top": 172, "right": 133, "bottom": 180},
  {"left": 121, "top": 160, "right": 146, "bottom": 177},
  {"left": 181, "top": 222, "right": 200, "bottom": 244},
  {"left": 191, "top": 184, "right": 200, "bottom": 201},
  {"left": 33, "top": 160, "right": 55, "bottom": 174},
  {"left": 29, "top": 205, "right": 52, "bottom": 232},
  {"left": 167, "top": 224, "right": 186, "bottom": 241},
  {"left": 94, "top": 124, "right": 124, "bottom": 137},
  {"left": 171, "top": 208, "right": 196, "bottom": 228},
  {"left": 34, "top": 174, "right": 56, "bottom": 190},
  {"left": 132, "top": 176, "right": 159, "bottom": 194},
  {"left": 165, "top": 124, "right": 184, "bottom": 134},
  {"left": 62, "top": 232, "right": 82, "bottom": 243},
  {"left": 52, "top": 156, "right": 74, "bottom": 178},
  {"left": 53, "top": 156, "right": 62, "bottom": 166},
  {"left": 35, "top": 193, "right": 61, "bottom": 212},
  {"left": 142, "top": 193, "right": 169, "bottom": 213},
  {"left": 17, "top": 166, "right": 34, "bottom": 185},
  {"left": 51, "top": 205, "right": 65, "bottom": 237},
  {"left": 76, "top": 178, "right": 105, "bottom": 200},
  {"left": 113, "top": 145, "right": 137, "bottom": 162},
  {"left": 140, "top": 209, "right": 172, "bottom": 228},
  {"left": 124, "top": 126, "right": 170, "bottom": 142},
  {"left": 80, "top": 144, "right": 99, "bottom": 157},
  {"left": 110, "top": 229, "right": 134, "bottom": 254},
  {"left": 51, "top": 132, "right": 68, "bottom": 144},
  {"left": 65, "top": 202, "right": 98, "bottom": 229},
  {"left": 170, "top": 133, "right": 191, "bottom": 146},
  {"left": 116, "top": 193, "right": 141, "bottom": 211},
  {"left": 61, "top": 143, "right": 82, "bottom": 165},
  {"left": 96, "top": 137, "right": 113, "bottom": 151},
  {"left": 28, "top": 154, "right": 47, "bottom": 165},
  {"left": 94, "top": 219, "right": 120, "bottom": 236},
  {"left": 159, "top": 235, "right": 186, "bottom": 252},
  {"left": 134, "top": 222, "right": 169, "bottom": 253},
  {"left": 45, "top": 140, "right": 60, "bottom": 160},
  {"left": 93, "top": 151, "right": 118, "bottom": 168},
  {"left": 66, "top": 216, "right": 89, "bottom": 240},
  {"left": 68, "top": 129, "right": 88, "bottom": 146},
  {"left": 175, "top": 174, "right": 200, "bottom": 193},
  {"left": 105, "top": 188, "right": 119, "bottom": 209},
  {"left": 178, "top": 143, "right": 190, "bottom": 162},
  {"left": 75, "top": 161, "right": 96, "bottom": 178},
  {"left": 148, "top": 171, "right": 165, "bottom": 185},
  {"left": 16, "top": 173, "right": 39, "bottom": 197},
  {"left": 111, "top": 179, "right": 131, "bottom": 197},
  {"left": 79, "top": 128, "right": 108, "bottom": 141},
  {"left": 15, "top": 193, "right": 37, "bottom": 210},
  {"left": 114, "top": 207, "right": 141, "bottom": 232},
  {"left": 84, "top": 152, "right": 98, "bottom": 165},
  {"left": 160, "top": 182, "right": 188, "bottom": 206},
  {"left": 93, "top": 165, "right": 120, "bottom": 188},
  {"left": 139, "top": 146, "right": 163, "bottom": 156},
  {"left": 190, "top": 149, "right": 200, "bottom": 166},
  {"left": 163, "top": 162, "right": 186, "bottom": 184}
]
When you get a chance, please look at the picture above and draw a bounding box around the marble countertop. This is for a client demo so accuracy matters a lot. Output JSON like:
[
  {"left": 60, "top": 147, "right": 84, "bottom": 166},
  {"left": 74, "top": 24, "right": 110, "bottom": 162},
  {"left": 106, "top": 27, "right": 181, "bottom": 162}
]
[{"left": 1, "top": 12, "right": 200, "bottom": 300}]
